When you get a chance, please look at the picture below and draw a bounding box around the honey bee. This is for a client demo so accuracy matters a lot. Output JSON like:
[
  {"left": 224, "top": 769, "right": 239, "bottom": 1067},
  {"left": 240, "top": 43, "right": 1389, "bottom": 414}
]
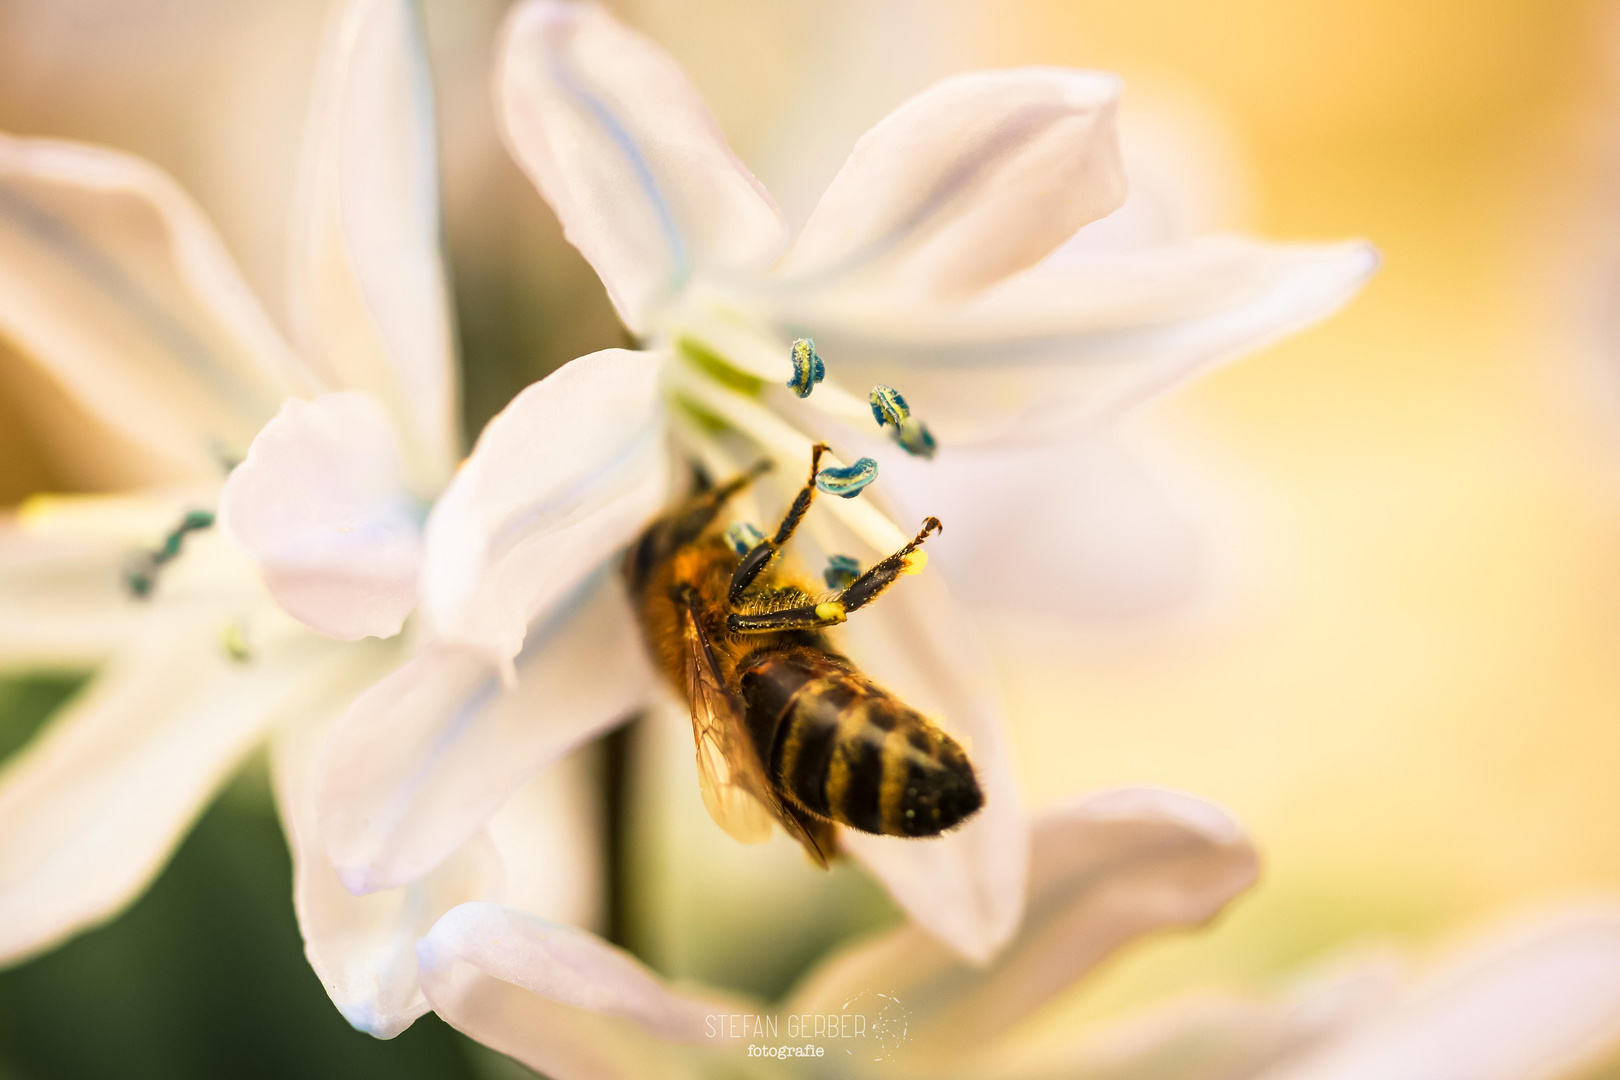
[{"left": 623, "top": 443, "right": 983, "bottom": 867}]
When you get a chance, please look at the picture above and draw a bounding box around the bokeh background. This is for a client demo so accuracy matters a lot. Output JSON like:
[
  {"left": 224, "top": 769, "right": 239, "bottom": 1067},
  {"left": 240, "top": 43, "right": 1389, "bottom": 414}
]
[{"left": 4, "top": 0, "right": 1620, "bottom": 1076}]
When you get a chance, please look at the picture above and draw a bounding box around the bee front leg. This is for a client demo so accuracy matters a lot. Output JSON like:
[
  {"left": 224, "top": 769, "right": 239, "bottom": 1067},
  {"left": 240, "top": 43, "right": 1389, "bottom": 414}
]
[
  {"left": 835, "top": 516, "right": 942, "bottom": 615},
  {"left": 728, "top": 442, "right": 829, "bottom": 605}
]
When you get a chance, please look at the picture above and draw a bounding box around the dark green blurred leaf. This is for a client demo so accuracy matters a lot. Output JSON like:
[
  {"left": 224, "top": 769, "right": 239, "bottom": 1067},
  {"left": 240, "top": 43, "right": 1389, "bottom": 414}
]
[{"left": 0, "top": 673, "right": 84, "bottom": 764}]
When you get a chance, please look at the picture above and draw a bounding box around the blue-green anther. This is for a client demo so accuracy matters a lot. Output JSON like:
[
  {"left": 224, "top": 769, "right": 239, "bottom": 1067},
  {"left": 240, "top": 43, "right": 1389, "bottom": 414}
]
[
  {"left": 786, "top": 338, "right": 825, "bottom": 398},
  {"left": 896, "top": 417, "right": 938, "bottom": 459},
  {"left": 724, "top": 521, "right": 766, "bottom": 557},
  {"left": 868, "top": 383, "right": 910, "bottom": 428},
  {"left": 815, "top": 457, "right": 879, "bottom": 499},
  {"left": 824, "top": 554, "right": 861, "bottom": 590}
]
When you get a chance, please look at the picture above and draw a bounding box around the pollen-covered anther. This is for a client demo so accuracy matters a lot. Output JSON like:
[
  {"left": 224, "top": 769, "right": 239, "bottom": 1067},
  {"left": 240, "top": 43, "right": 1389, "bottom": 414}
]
[
  {"left": 870, "top": 384, "right": 938, "bottom": 458},
  {"left": 724, "top": 520, "right": 766, "bottom": 557},
  {"left": 786, "top": 338, "right": 826, "bottom": 398},
  {"left": 896, "top": 417, "right": 938, "bottom": 460},
  {"left": 823, "top": 554, "right": 861, "bottom": 589},
  {"left": 815, "top": 457, "right": 879, "bottom": 499},
  {"left": 868, "top": 383, "right": 910, "bottom": 428},
  {"left": 814, "top": 601, "right": 847, "bottom": 624}
]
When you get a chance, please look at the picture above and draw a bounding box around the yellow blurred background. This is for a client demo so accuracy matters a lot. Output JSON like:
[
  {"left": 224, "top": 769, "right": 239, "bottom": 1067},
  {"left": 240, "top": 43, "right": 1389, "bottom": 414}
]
[
  {"left": 4, "top": 0, "right": 1620, "bottom": 1049},
  {"left": 955, "top": 0, "right": 1620, "bottom": 1026}
]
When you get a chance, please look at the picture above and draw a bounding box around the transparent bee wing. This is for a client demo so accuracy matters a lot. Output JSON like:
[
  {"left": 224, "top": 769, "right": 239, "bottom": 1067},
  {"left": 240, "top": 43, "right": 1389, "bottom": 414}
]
[
  {"left": 683, "top": 601, "right": 776, "bottom": 845},
  {"left": 682, "top": 600, "right": 834, "bottom": 867}
]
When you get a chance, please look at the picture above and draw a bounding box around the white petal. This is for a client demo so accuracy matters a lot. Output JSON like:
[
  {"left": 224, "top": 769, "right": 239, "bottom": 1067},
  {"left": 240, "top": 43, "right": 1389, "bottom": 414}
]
[
  {"left": 0, "top": 607, "right": 356, "bottom": 964},
  {"left": 0, "top": 133, "right": 310, "bottom": 476},
  {"left": 417, "top": 902, "right": 744, "bottom": 1080},
  {"left": 1271, "top": 910, "right": 1620, "bottom": 1080},
  {"left": 778, "top": 68, "right": 1125, "bottom": 303},
  {"left": 289, "top": 0, "right": 460, "bottom": 486},
  {"left": 789, "top": 787, "right": 1258, "bottom": 1067},
  {"left": 318, "top": 575, "right": 652, "bottom": 894},
  {"left": 866, "top": 434, "right": 1201, "bottom": 620},
  {"left": 786, "top": 236, "right": 1379, "bottom": 444},
  {"left": 486, "top": 744, "right": 607, "bottom": 932},
  {"left": 833, "top": 566, "right": 1028, "bottom": 964},
  {"left": 271, "top": 689, "right": 503, "bottom": 1040},
  {"left": 219, "top": 392, "right": 422, "bottom": 641},
  {"left": 496, "top": 0, "right": 787, "bottom": 332},
  {"left": 422, "top": 348, "right": 668, "bottom": 665}
]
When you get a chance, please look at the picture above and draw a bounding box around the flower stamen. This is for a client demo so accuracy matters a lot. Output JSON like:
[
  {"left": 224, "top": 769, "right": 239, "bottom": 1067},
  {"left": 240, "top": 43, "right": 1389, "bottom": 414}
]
[
  {"left": 896, "top": 417, "right": 938, "bottom": 459},
  {"left": 815, "top": 457, "right": 879, "bottom": 499},
  {"left": 869, "top": 383, "right": 910, "bottom": 428},
  {"left": 221, "top": 621, "right": 252, "bottom": 663},
  {"left": 677, "top": 336, "right": 766, "bottom": 395},
  {"left": 823, "top": 554, "right": 861, "bottom": 589},
  {"left": 724, "top": 521, "right": 765, "bottom": 557},
  {"left": 666, "top": 361, "right": 911, "bottom": 554},
  {"left": 124, "top": 509, "right": 216, "bottom": 598},
  {"left": 870, "top": 383, "right": 938, "bottom": 459},
  {"left": 786, "top": 338, "right": 825, "bottom": 398}
]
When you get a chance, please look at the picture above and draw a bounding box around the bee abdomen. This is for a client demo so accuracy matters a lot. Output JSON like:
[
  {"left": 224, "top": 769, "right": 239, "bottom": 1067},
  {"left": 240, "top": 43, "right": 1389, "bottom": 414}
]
[{"left": 738, "top": 656, "right": 982, "bottom": 838}]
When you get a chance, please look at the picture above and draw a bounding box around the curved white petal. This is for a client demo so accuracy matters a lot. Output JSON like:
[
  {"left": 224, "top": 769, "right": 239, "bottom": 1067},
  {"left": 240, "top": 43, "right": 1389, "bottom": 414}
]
[
  {"left": 833, "top": 566, "right": 1028, "bottom": 964},
  {"left": 0, "top": 607, "right": 355, "bottom": 965},
  {"left": 318, "top": 575, "right": 652, "bottom": 895},
  {"left": 422, "top": 348, "right": 669, "bottom": 665},
  {"left": 785, "top": 236, "right": 1379, "bottom": 444},
  {"left": 289, "top": 0, "right": 460, "bottom": 485},
  {"left": 1270, "top": 910, "right": 1620, "bottom": 1080},
  {"left": 0, "top": 134, "right": 310, "bottom": 476},
  {"left": 789, "top": 788, "right": 1259, "bottom": 1068},
  {"left": 496, "top": 0, "right": 787, "bottom": 332},
  {"left": 220, "top": 392, "right": 422, "bottom": 641},
  {"left": 778, "top": 68, "right": 1125, "bottom": 303},
  {"left": 271, "top": 689, "right": 503, "bottom": 1040},
  {"left": 417, "top": 902, "right": 745, "bottom": 1080}
]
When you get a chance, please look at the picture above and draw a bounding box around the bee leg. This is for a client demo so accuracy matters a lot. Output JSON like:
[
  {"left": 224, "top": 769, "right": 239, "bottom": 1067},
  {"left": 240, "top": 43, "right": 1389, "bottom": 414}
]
[
  {"left": 836, "top": 516, "right": 942, "bottom": 615},
  {"left": 728, "top": 442, "right": 829, "bottom": 605},
  {"left": 668, "top": 459, "right": 772, "bottom": 545},
  {"left": 625, "top": 460, "right": 770, "bottom": 596},
  {"left": 728, "top": 599, "right": 850, "bottom": 633},
  {"left": 726, "top": 516, "right": 942, "bottom": 633}
]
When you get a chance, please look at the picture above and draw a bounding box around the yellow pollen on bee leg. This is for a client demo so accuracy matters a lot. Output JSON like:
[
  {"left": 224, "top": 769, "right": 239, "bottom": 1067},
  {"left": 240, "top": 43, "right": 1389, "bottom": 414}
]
[
  {"left": 815, "top": 601, "right": 847, "bottom": 623},
  {"left": 900, "top": 550, "right": 928, "bottom": 575}
]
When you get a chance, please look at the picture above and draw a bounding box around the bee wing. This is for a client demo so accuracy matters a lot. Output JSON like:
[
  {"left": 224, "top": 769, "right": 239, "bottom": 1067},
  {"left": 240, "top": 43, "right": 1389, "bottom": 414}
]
[
  {"left": 682, "top": 601, "right": 836, "bottom": 867},
  {"left": 683, "top": 602, "right": 777, "bottom": 845}
]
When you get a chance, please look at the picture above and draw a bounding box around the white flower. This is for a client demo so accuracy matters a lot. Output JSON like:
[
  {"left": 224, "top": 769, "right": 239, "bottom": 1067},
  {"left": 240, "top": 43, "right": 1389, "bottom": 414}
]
[
  {"left": 412, "top": 886, "right": 1620, "bottom": 1079},
  {"left": 0, "top": 0, "right": 592, "bottom": 1039},
  {"left": 312, "top": 0, "right": 1375, "bottom": 986},
  {"left": 416, "top": 787, "right": 1260, "bottom": 1078}
]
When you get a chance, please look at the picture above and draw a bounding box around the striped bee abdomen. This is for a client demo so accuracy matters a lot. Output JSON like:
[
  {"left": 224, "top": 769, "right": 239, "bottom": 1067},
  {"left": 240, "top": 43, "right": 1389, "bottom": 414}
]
[{"left": 737, "top": 652, "right": 983, "bottom": 837}]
